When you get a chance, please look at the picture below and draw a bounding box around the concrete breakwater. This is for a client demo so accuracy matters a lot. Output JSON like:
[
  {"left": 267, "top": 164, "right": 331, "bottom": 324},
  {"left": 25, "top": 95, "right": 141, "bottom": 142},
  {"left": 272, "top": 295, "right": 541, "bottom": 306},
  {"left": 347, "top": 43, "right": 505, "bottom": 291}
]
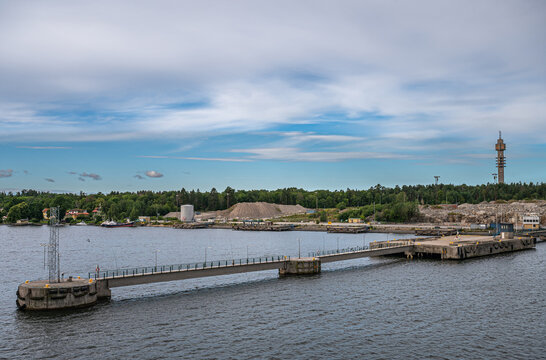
[
  {"left": 232, "top": 223, "right": 294, "bottom": 231},
  {"left": 16, "top": 234, "right": 537, "bottom": 311},
  {"left": 368, "top": 235, "right": 537, "bottom": 260},
  {"left": 327, "top": 225, "right": 368, "bottom": 233},
  {"left": 415, "top": 228, "right": 458, "bottom": 236}
]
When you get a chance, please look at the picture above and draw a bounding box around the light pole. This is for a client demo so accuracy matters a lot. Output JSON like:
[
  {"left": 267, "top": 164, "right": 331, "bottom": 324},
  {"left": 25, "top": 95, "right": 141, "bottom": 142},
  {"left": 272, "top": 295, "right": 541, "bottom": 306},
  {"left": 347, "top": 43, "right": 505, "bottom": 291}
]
[
  {"left": 434, "top": 176, "right": 440, "bottom": 204},
  {"left": 154, "top": 249, "right": 160, "bottom": 268},
  {"left": 492, "top": 173, "right": 498, "bottom": 201}
]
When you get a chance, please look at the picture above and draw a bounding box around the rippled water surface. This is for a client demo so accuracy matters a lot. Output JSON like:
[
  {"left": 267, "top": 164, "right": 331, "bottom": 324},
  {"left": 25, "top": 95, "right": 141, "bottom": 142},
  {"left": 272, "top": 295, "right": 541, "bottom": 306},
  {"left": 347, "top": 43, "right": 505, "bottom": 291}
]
[{"left": 0, "top": 226, "right": 544, "bottom": 359}]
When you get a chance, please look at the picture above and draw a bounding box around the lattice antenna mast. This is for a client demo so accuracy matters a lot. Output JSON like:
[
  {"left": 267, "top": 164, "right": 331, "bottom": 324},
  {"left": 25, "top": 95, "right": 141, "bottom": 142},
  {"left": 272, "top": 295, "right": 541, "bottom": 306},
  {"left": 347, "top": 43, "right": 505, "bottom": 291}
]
[
  {"left": 48, "top": 207, "right": 61, "bottom": 283},
  {"left": 495, "top": 131, "right": 506, "bottom": 184},
  {"left": 434, "top": 176, "right": 440, "bottom": 186}
]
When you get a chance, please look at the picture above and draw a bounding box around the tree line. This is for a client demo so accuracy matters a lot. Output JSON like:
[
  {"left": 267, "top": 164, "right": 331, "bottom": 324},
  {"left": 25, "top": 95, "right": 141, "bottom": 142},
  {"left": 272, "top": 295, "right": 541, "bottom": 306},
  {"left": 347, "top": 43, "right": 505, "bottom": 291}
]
[{"left": 0, "top": 182, "right": 544, "bottom": 223}]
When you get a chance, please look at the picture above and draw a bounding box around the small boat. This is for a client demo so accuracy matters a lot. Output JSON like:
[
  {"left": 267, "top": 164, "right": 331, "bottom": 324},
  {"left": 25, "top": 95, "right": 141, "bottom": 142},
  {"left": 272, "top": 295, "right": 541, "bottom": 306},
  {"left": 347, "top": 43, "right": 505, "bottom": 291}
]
[
  {"left": 75, "top": 221, "right": 88, "bottom": 226},
  {"left": 101, "top": 220, "right": 135, "bottom": 228}
]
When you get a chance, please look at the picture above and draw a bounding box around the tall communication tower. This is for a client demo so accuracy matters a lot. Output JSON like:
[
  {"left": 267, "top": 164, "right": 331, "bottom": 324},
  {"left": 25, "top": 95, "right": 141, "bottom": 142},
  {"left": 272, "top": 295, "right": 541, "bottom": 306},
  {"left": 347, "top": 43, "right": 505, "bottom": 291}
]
[
  {"left": 434, "top": 176, "right": 440, "bottom": 185},
  {"left": 48, "top": 207, "right": 61, "bottom": 283},
  {"left": 495, "top": 131, "right": 506, "bottom": 184}
]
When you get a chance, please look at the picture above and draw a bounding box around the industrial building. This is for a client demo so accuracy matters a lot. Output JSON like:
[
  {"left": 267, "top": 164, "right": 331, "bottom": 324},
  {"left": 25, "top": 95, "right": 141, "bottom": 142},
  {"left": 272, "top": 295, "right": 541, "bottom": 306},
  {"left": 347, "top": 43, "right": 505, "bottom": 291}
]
[
  {"left": 522, "top": 214, "right": 540, "bottom": 230},
  {"left": 180, "top": 204, "right": 194, "bottom": 222},
  {"left": 163, "top": 204, "right": 195, "bottom": 222}
]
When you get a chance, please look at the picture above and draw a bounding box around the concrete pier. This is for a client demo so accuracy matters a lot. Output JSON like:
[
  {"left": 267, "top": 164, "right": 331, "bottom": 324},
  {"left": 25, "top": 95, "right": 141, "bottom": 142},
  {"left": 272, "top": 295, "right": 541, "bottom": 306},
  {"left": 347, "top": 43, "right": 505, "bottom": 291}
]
[
  {"left": 279, "top": 258, "right": 321, "bottom": 276},
  {"left": 368, "top": 235, "right": 536, "bottom": 260},
  {"left": 16, "top": 277, "right": 99, "bottom": 311},
  {"left": 16, "top": 234, "right": 538, "bottom": 311},
  {"left": 410, "top": 235, "right": 536, "bottom": 259}
]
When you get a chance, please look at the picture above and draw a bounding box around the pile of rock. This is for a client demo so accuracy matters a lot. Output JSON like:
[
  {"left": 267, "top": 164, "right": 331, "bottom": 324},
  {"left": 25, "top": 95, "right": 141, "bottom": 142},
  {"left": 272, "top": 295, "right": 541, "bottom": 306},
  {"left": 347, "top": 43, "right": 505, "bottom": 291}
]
[{"left": 419, "top": 200, "right": 546, "bottom": 225}]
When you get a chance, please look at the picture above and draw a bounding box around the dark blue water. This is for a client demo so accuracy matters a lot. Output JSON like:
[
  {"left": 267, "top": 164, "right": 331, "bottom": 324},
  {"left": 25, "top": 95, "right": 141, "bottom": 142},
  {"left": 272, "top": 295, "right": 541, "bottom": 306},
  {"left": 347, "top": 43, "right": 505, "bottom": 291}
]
[{"left": 0, "top": 226, "right": 544, "bottom": 359}]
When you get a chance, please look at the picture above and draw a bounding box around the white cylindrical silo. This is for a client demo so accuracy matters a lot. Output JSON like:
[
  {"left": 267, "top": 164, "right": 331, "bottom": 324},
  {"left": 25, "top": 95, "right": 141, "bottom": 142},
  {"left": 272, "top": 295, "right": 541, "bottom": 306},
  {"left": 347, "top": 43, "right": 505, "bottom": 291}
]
[{"left": 180, "top": 204, "right": 194, "bottom": 222}]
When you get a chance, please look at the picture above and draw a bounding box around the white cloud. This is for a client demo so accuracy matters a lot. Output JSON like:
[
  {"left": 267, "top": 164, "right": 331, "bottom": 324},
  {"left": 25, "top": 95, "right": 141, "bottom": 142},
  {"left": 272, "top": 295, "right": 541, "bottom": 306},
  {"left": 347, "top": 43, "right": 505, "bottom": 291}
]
[
  {"left": 139, "top": 155, "right": 251, "bottom": 162},
  {"left": 233, "top": 147, "right": 411, "bottom": 162},
  {"left": 280, "top": 132, "right": 363, "bottom": 143},
  {"left": 80, "top": 172, "right": 101, "bottom": 180},
  {"left": 0, "top": 169, "right": 14, "bottom": 178},
  {"left": 145, "top": 170, "right": 163, "bottom": 178},
  {"left": 68, "top": 171, "right": 101, "bottom": 180},
  {"left": 16, "top": 146, "right": 72, "bottom": 149},
  {"left": 0, "top": 0, "right": 543, "bottom": 152}
]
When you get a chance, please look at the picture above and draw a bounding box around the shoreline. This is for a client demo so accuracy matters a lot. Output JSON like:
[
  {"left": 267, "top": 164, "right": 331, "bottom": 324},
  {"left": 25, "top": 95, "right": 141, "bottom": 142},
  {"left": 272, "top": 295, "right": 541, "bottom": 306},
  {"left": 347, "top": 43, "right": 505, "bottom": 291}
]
[{"left": 0, "top": 221, "right": 506, "bottom": 236}]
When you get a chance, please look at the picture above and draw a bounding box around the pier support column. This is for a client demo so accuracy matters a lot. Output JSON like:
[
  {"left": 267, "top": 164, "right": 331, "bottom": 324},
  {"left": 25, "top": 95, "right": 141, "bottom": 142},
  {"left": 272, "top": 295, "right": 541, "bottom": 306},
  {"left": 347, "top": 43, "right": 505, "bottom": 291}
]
[
  {"left": 279, "top": 258, "right": 321, "bottom": 276},
  {"left": 96, "top": 280, "right": 111, "bottom": 300}
]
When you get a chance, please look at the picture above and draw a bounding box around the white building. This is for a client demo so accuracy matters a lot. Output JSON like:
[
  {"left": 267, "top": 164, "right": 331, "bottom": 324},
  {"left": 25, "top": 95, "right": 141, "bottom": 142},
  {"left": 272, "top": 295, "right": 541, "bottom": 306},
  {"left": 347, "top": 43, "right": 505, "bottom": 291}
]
[{"left": 522, "top": 214, "right": 540, "bottom": 230}]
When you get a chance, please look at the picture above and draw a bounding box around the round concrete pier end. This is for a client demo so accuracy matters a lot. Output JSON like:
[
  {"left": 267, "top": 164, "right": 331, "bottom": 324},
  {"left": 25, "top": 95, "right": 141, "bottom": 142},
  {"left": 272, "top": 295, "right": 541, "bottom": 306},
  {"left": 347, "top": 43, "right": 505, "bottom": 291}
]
[{"left": 16, "top": 278, "right": 98, "bottom": 311}]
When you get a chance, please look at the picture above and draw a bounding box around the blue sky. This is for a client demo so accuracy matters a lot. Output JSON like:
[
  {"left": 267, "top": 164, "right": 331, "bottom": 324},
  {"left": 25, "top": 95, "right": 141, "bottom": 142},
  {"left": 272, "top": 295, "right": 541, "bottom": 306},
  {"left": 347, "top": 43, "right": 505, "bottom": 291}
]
[{"left": 0, "top": 0, "right": 545, "bottom": 193}]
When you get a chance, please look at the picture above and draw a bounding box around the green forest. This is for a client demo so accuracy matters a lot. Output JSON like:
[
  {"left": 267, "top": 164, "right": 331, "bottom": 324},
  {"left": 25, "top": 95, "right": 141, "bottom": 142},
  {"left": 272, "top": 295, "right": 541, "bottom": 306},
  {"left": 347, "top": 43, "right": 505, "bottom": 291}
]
[{"left": 1, "top": 182, "right": 544, "bottom": 224}]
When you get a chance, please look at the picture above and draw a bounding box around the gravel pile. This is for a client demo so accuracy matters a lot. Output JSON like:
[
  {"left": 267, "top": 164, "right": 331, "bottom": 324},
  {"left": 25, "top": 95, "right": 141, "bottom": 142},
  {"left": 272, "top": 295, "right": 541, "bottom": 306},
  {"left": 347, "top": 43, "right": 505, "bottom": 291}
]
[{"left": 219, "top": 202, "right": 307, "bottom": 220}]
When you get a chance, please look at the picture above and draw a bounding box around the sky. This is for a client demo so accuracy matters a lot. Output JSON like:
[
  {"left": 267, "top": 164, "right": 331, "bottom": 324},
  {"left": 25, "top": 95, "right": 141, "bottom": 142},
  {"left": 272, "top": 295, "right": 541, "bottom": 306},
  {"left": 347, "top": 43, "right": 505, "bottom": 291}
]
[{"left": 0, "top": 0, "right": 545, "bottom": 193}]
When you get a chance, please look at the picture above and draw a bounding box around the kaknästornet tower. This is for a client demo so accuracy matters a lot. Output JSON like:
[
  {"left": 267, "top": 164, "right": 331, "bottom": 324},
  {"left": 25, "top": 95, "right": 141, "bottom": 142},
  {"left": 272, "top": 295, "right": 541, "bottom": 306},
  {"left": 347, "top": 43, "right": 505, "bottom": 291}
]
[{"left": 495, "top": 131, "right": 506, "bottom": 184}]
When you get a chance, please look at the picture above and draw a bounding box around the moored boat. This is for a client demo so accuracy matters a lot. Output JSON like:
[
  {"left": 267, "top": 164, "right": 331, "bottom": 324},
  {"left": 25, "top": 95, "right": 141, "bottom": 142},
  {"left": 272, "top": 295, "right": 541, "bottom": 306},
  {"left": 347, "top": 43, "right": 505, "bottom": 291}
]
[{"left": 101, "top": 220, "right": 135, "bottom": 228}]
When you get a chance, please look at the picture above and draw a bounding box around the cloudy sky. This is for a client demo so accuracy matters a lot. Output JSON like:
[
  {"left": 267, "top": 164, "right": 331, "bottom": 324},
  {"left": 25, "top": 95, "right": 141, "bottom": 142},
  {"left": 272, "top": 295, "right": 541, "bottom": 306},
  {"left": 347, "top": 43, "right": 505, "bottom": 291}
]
[{"left": 1, "top": 0, "right": 544, "bottom": 193}]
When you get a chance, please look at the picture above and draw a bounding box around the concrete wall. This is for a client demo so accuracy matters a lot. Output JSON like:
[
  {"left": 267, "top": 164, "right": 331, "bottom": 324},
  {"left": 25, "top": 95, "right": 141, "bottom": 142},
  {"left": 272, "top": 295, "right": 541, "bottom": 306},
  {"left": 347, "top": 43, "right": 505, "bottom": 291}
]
[
  {"left": 412, "top": 238, "right": 536, "bottom": 260},
  {"left": 279, "top": 258, "right": 321, "bottom": 276},
  {"left": 455, "top": 238, "right": 535, "bottom": 259},
  {"left": 17, "top": 282, "right": 98, "bottom": 310}
]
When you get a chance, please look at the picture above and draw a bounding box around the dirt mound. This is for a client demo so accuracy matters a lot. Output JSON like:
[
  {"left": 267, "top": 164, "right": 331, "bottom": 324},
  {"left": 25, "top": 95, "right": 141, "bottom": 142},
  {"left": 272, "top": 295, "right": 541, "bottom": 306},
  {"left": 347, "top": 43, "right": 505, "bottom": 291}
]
[{"left": 219, "top": 202, "right": 307, "bottom": 220}]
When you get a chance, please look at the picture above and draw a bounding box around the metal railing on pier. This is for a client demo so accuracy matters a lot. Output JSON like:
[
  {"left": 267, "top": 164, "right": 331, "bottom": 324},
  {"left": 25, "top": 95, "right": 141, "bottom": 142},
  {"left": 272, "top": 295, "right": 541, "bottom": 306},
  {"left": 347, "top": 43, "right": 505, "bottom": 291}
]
[
  {"left": 89, "top": 242, "right": 412, "bottom": 280},
  {"left": 90, "top": 254, "right": 289, "bottom": 280},
  {"left": 309, "top": 241, "right": 411, "bottom": 258},
  {"left": 309, "top": 245, "right": 369, "bottom": 257}
]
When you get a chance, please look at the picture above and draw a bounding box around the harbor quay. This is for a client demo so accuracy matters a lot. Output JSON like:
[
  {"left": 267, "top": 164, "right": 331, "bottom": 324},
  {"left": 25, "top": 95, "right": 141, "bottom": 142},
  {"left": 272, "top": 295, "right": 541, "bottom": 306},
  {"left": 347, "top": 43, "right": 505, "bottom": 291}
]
[{"left": 16, "top": 234, "right": 537, "bottom": 311}]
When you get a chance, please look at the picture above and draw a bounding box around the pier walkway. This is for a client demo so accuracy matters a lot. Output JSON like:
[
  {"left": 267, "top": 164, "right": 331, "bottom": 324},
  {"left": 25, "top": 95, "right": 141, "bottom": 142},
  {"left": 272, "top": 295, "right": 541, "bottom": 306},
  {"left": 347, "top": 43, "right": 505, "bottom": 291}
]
[
  {"left": 17, "top": 235, "right": 537, "bottom": 310},
  {"left": 90, "top": 243, "right": 410, "bottom": 288}
]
